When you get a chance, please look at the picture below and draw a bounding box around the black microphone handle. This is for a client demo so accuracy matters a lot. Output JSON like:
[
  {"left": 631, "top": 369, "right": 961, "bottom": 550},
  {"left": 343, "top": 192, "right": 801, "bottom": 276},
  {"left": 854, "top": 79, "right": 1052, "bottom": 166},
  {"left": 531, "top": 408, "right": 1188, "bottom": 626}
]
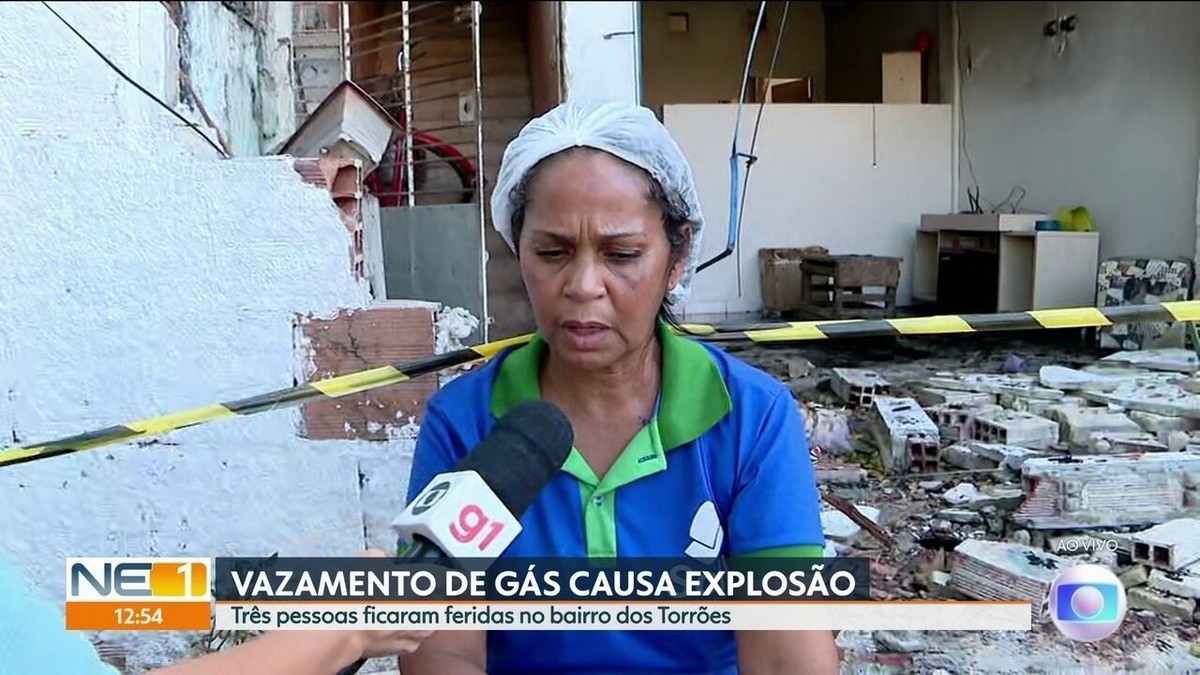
[{"left": 333, "top": 536, "right": 447, "bottom": 675}]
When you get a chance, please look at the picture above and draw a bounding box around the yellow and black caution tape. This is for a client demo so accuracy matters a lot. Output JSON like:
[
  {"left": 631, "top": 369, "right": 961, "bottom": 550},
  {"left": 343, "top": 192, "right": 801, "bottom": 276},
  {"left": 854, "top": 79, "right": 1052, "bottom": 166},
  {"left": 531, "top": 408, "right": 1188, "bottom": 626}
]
[{"left": 2, "top": 301, "right": 1196, "bottom": 469}]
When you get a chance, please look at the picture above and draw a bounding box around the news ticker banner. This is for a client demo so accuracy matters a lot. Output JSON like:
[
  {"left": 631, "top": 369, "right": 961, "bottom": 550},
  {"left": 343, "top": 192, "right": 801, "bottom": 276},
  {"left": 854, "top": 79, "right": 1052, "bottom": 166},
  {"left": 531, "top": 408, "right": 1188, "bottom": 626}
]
[{"left": 65, "top": 556, "right": 1031, "bottom": 632}]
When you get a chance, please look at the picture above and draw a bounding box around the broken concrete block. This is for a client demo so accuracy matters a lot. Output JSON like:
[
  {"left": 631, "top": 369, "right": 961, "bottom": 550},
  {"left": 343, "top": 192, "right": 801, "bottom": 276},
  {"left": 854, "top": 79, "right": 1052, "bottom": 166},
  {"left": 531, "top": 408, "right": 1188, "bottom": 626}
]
[
  {"left": 1120, "top": 565, "right": 1150, "bottom": 589},
  {"left": 928, "top": 373, "right": 1066, "bottom": 401},
  {"left": 1148, "top": 567, "right": 1200, "bottom": 599},
  {"left": 971, "top": 409, "right": 1060, "bottom": 449},
  {"left": 1102, "top": 348, "right": 1200, "bottom": 373},
  {"left": 948, "top": 539, "right": 1077, "bottom": 622},
  {"left": 870, "top": 397, "right": 940, "bottom": 475},
  {"left": 967, "top": 442, "right": 1048, "bottom": 470},
  {"left": 1014, "top": 452, "right": 1200, "bottom": 530},
  {"left": 1130, "top": 410, "right": 1200, "bottom": 438},
  {"left": 1060, "top": 408, "right": 1143, "bottom": 447},
  {"left": 942, "top": 483, "right": 1022, "bottom": 511},
  {"left": 941, "top": 444, "right": 995, "bottom": 471},
  {"left": 831, "top": 368, "right": 889, "bottom": 407},
  {"left": 943, "top": 483, "right": 981, "bottom": 506},
  {"left": 815, "top": 467, "right": 867, "bottom": 485},
  {"left": 1007, "top": 530, "right": 1032, "bottom": 546},
  {"left": 1081, "top": 381, "right": 1200, "bottom": 418},
  {"left": 1089, "top": 431, "right": 1169, "bottom": 455},
  {"left": 927, "top": 402, "right": 1003, "bottom": 443},
  {"left": 937, "top": 508, "right": 981, "bottom": 524},
  {"left": 929, "top": 570, "right": 952, "bottom": 594},
  {"left": 1003, "top": 394, "right": 1069, "bottom": 418},
  {"left": 912, "top": 386, "right": 995, "bottom": 408},
  {"left": 971, "top": 487, "right": 1024, "bottom": 511},
  {"left": 1127, "top": 586, "right": 1196, "bottom": 622},
  {"left": 1044, "top": 400, "right": 1091, "bottom": 424},
  {"left": 1131, "top": 519, "right": 1200, "bottom": 571},
  {"left": 1039, "top": 365, "right": 1143, "bottom": 392},
  {"left": 820, "top": 505, "right": 881, "bottom": 542},
  {"left": 803, "top": 405, "right": 853, "bottom": 454}
]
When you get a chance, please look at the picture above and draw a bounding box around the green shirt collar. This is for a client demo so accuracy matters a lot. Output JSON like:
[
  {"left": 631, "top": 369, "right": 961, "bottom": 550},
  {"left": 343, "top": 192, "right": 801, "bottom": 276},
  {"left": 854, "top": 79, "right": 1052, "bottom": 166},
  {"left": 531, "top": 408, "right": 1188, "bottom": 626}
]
[{"left": 489, "top": 320, "right": 732, "bottom": 450}]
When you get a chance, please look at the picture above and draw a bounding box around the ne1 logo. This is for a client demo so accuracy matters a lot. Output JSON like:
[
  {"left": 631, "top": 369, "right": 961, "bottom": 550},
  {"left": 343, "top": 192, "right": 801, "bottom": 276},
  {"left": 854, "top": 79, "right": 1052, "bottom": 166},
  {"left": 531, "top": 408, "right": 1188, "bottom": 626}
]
[{"left": 66, "top": 557, "right": 211, "bottom": 602}]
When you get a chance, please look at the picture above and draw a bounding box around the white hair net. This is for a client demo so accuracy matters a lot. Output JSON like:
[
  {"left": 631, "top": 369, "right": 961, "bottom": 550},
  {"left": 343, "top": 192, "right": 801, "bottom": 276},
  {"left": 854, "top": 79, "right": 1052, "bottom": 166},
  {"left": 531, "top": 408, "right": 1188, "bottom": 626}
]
[{"left": 490, "top": 98, "right": 706, "bottom": 304}]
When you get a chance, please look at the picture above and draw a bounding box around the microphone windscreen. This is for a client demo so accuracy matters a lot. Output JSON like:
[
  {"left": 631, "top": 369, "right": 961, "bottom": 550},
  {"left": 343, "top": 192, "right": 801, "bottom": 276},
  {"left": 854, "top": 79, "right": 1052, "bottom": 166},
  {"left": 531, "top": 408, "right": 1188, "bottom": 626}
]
[{"left": 457, "top": 399, "right": 574, "bottom": 519}]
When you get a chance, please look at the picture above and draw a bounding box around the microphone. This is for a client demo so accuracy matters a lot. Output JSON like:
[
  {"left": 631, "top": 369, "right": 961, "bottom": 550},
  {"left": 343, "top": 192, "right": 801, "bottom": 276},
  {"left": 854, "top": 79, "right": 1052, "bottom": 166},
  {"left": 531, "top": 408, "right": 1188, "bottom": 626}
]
[{"left": 336, "top": 399, "right": 574, "bottom": 674}]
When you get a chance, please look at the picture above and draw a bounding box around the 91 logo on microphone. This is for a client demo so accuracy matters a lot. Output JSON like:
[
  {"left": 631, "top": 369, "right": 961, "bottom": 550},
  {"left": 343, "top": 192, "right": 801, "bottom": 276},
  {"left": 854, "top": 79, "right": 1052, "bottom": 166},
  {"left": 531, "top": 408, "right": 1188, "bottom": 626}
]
[
  {"left": 393, "top": 470, "right": 523, "bottom": 560},
  {"left": 451, "top": 504, "right": 507, "bottom": 550}
]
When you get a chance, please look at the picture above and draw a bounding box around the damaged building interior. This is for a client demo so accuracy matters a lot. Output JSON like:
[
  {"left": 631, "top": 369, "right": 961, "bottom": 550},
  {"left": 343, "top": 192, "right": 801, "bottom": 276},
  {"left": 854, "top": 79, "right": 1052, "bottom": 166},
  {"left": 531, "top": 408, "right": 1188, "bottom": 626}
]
[{"left": 3, "top": 0, "right": 1200, "bottom": 672}]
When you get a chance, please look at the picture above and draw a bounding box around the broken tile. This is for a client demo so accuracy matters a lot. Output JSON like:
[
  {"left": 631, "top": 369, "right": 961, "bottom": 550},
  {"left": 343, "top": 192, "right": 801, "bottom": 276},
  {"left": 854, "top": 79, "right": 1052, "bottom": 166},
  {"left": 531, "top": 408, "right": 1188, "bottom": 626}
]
[
  {"left": 1014, "top": 453, "right": 1200, "bottom": 530},
  {"left": 1131, "top": 519, "right": 1200, "bottom": 571},
  {"left": 870, "top": 397, "right": 940, "bottom": 475}
]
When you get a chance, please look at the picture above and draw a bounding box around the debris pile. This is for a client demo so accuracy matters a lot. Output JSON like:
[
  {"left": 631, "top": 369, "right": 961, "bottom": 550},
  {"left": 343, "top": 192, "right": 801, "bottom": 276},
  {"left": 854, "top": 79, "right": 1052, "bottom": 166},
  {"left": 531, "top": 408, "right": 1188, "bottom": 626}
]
[{"left": 746, "top": 343, "right": 1200, "bottom": 666}]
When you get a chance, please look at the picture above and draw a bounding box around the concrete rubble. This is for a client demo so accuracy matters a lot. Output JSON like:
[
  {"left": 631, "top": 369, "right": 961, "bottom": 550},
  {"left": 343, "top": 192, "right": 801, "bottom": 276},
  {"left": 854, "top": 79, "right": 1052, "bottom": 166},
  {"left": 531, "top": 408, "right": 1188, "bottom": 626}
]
[{"left": 743, "top": 337, "right": 1200, "bottom": 670}]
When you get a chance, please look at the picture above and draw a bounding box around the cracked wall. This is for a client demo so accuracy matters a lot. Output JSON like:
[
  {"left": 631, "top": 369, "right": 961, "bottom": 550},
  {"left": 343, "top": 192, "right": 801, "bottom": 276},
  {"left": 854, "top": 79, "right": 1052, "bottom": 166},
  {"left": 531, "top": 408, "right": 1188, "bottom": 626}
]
[
  {"left": 178, "top": 0, "right": 296, "bottom": 156},
  {"left": 0, "top": 2, "right": 425, "bottom": 669}
]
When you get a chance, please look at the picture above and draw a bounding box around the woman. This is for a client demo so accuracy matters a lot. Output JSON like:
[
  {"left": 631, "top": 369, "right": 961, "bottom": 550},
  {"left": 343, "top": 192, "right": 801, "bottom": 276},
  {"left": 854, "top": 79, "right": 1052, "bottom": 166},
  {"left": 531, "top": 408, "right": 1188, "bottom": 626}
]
[
  {"left": 401, "top": 99, "right": 837, "bottom": 674},
  {"left": 0, "top": 548, "right": 432, "bottom": 674}
]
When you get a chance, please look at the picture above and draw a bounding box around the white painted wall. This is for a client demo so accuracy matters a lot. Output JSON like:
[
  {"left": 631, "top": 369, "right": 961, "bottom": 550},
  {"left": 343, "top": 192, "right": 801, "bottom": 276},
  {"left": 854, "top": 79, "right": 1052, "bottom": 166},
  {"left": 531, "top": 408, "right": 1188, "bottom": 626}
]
[
  {"left": 665, "top": 104, "right": 954, "bottom": 317},
  {"left": 561, "top": 1, "right": 641, "bottom": 103},
  {"left": 953, "top": 1, "right": 1200, "bottom": 263},
  {"left": 0, "top": 2, "right": 414, "bottom": 669}
]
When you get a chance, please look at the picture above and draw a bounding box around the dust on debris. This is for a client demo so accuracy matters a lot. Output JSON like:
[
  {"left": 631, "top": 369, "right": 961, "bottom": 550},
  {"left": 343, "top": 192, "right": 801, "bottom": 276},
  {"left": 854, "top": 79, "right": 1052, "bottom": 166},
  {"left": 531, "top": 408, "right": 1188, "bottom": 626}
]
[{"left": 731, "top": 334, "right": 1200, "bottom": 673}]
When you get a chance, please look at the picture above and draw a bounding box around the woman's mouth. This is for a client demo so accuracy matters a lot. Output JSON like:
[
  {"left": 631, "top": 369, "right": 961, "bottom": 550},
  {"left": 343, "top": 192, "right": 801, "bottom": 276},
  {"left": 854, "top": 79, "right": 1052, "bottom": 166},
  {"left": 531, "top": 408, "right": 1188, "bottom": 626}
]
[{"left": 561, "top": 321, "right": 611, "bottom": 349}]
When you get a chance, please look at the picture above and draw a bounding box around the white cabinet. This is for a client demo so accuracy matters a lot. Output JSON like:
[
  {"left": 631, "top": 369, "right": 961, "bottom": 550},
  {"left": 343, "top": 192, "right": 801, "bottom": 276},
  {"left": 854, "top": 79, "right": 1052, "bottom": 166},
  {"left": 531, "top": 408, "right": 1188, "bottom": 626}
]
[{"left": 913, "top": 214, "right": 1100, "bottom": 312}]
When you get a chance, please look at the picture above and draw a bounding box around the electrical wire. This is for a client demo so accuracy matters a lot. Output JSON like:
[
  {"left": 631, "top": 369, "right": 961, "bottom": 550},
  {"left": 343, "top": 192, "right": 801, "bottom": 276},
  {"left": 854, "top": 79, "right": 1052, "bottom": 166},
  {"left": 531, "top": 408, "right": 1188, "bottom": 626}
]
[
  {"left": 696, "top": 1, "right": 791, "bottom": 289},
  {"left": 733, "top": 1, "right": 791, "bottom": 298},
  {"left": 41, "top": 1, "right": 230, "bottom": 159}
]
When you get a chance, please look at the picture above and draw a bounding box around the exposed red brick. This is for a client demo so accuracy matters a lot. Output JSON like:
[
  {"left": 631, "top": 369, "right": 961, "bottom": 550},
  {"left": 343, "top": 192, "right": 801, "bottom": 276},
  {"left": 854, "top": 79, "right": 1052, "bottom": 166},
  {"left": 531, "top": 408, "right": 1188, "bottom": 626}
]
[
  {"left": 294, "top": 157, "right": 366, "bottom": 281},
  {"left": 297, "top": 304, "right": 438, "bottom": 441}
]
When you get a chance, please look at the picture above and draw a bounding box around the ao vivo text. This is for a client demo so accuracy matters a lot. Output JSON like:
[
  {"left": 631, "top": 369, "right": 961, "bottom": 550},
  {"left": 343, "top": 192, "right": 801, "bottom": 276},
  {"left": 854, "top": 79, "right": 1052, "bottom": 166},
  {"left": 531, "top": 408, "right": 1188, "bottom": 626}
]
[{"left": 1050, "top": 538, "right": 1120, "bottom": 554}]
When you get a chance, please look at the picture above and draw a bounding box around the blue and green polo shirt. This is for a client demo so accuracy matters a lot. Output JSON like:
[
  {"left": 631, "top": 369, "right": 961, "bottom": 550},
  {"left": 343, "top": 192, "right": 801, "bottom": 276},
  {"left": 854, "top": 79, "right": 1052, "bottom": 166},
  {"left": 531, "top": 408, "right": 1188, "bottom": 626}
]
[{"left": 406, "top": 321, "right": 826, "bottom": 674}]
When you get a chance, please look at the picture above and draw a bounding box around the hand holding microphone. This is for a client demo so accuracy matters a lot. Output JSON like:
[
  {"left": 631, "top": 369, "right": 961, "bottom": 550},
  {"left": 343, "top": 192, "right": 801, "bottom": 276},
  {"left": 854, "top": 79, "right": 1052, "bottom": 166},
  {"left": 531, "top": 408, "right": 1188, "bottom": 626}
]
[{"left": 335, "top": 399, "right": 575, "bottom": 675}]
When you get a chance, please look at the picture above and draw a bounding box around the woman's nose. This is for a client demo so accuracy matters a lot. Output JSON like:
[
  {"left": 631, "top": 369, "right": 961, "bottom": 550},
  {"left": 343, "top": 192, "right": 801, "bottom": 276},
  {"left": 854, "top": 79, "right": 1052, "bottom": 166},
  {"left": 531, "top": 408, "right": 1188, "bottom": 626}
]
[{"left": 563, "top": 256, "right": 607, "bottom": 300}]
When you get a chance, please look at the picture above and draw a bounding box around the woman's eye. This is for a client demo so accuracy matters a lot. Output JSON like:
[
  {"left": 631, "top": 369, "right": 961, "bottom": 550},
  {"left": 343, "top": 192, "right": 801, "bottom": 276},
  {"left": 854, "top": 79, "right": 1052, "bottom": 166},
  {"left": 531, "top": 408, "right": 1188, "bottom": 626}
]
[{"left": 609, "top": 251, "right": 641, "bottom": 261}]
